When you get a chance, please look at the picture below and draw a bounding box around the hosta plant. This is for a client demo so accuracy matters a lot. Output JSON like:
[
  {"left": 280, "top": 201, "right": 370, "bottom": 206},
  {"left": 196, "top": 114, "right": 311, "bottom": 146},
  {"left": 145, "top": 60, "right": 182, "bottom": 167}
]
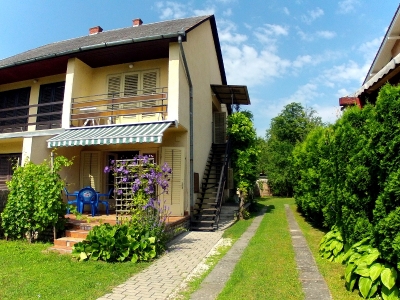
[
  {"left": 319, "top": 225, "right": 346, "bottom": 263},
  {"left": 72, "top": 223, "right": 157, "bottom": 263},
  {"left": 343, "top": 238, "right": 399, "bottom": 299}
]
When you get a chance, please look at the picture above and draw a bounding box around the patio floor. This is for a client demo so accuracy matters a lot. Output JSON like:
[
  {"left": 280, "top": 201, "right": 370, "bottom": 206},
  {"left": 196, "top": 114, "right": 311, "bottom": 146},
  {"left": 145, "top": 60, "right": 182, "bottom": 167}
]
[{"left": 65, "top": 212, "right": 189, "bottom": 227}]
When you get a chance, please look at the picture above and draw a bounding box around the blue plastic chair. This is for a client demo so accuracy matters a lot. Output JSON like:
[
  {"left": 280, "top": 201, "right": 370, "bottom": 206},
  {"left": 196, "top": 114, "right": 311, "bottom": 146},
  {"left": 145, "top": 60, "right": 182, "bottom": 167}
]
[
  {"left": 64, "top": 187, "right": 78, "bottom": 214},
  {"left": 77, "top": 186, "right": 98, "bottom": 217},
  {"left": 97, "top": 188, "right": 113, "bottom": 215}
]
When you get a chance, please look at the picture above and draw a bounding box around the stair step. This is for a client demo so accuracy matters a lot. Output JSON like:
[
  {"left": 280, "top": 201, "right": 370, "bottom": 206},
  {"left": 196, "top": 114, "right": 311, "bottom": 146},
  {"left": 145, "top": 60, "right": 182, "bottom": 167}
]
[
  {"left": 54, "top": 237, "right": 84, "bottom": 248},
  {"left": 65, "top": 229, "right": 89, "bottom": 239},
  {"left": 191, "top": 220, "right": 215, "bottom": 223}
]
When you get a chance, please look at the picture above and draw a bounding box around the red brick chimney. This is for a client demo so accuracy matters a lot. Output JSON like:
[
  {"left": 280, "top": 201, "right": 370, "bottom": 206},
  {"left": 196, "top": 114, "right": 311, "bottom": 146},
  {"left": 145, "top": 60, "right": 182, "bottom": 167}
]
[
  {"left": 133, "top": 18, "right": 143, "bottom": 27},
  {"left": 89, "top": 26, "right": 103, "bottom": 35}
]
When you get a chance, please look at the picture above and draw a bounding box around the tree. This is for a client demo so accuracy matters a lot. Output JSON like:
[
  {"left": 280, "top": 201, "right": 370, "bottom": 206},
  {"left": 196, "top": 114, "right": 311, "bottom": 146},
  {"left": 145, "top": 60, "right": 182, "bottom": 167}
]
[
  {"left": 264, "top": 102, "right": 322, "bottom": 196},
  {"left": 227, "top": 111, "right": 259, "bottom": 218}
]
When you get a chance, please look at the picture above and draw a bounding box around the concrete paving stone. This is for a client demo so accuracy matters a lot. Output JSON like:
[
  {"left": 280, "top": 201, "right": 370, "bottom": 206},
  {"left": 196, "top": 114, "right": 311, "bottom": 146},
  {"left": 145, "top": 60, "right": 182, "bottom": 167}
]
[
  {"left": 285, "top": 204, "right": 333, "bottom": 300},
  {"left": 107, "top": 294, "right": 127, "bottom": 300}
]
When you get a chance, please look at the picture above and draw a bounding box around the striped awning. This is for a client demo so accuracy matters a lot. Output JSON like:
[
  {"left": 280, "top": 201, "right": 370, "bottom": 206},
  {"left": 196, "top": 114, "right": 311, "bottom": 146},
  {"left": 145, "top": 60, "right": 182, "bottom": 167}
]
[{"left": 47, "top": 121, "right": 174, "bottom": 148}]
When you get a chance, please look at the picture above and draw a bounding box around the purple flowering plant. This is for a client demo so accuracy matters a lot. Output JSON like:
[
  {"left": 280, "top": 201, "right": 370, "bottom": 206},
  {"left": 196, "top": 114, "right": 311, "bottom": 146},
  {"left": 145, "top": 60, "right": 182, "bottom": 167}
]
[{"left": 104, "top": 155, "right": 173, "bottom": 252}]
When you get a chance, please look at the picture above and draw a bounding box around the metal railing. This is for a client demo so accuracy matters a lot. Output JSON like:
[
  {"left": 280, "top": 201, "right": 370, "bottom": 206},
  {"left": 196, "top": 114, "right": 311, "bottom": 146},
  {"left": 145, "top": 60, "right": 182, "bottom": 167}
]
[
  {"left": 0, "top": 101, "right": 63, "bottom": 133},
  {"left": 214, "top": 137, "right": 233, "bottom": 229},
  {"left": 71, "top": 87, "right": 168, "bottom": 127}
]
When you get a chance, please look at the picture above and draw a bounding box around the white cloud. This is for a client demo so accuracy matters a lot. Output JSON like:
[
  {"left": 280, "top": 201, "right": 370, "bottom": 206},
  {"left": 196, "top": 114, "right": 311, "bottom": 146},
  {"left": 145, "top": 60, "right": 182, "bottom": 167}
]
[
  {"left": 358, "top": 37, "right": 382, "bottom": 62},
  {"left": 155, "top": 1, "right": 187, "bottom": 19},
  {"left": 322, "top": 60, "right": 369, "bottom": 84},
  {"left": 316, "top": 31, "right": 336, "bottom": 39},
  {"left": 253, "top": 24, "right": 288, "bottom": 50},
  {"left": 282, "top": 83, "right": 322, "bottom": 106},
  {"left": 301, "top": 7, "right": 324, "bottom": 24},
  {"left": 292, "top": 55, "right": 313, "bottom": 68},
  {"left": 218, "top": 20, "right": 248, "bottom": 44},
  {"left": 297, "top": 29, "right": 313, "bottom": 41},
  {"left": 222, "top": 44, "right": 290, "bottom": 86},
  {"left": 283, "top": 7, "right": 290, "bottom": 16},
  {"left": 223, "top": 8, "right": 232, "bottom": 16},
  {"left": 336, "top": 87, "right": 353, "bottom": 98},
  {"left": 313, "top": 104, "right": 342, "bottom": 124},
  {"left": 338, "top": 0, "right": 360, "bottom": 14},
  {"left": 193, "top": 7, "right": 216, "bottom": 16}
]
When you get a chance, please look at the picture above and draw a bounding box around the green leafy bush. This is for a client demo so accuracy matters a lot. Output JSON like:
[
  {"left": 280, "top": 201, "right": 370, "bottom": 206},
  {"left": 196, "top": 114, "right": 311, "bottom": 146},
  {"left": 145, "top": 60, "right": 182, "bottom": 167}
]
[
  {"left": 319, "top": 226, "right": 345, "bottom": 263},
  {"left": 342, "top": 238, "right": 399, "bottom": 299},
  {"left": 1, "top": 154, "right": 72, "bottom": 241},
  {"left": 72, "top": 223, "right": 157, "bottom": 262}
]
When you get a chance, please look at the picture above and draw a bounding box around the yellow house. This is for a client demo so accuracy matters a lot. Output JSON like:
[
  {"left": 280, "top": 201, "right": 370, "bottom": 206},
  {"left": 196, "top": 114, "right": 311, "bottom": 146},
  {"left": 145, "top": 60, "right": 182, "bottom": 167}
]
[{"left": 0, "top": 15, "right": 250, "bottom": 229}]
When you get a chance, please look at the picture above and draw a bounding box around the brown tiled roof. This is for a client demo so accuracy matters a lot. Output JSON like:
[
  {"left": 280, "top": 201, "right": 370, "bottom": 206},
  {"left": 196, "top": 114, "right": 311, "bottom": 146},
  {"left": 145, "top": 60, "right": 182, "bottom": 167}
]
[{"left": 0, "top": 15, "right": 211, "bottom": 68}]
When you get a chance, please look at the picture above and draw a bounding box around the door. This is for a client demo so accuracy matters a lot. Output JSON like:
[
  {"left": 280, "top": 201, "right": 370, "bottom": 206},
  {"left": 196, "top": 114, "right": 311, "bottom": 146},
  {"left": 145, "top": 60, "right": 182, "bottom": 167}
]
[
  {"left": 213, "top": 112, "right": 226, "bottom": 144},
  {"left": 161, "top": 147, "right": 185, "bottom": 216},
  {"left": 80, "top": 151, "right": 101, "bottom": 190}
]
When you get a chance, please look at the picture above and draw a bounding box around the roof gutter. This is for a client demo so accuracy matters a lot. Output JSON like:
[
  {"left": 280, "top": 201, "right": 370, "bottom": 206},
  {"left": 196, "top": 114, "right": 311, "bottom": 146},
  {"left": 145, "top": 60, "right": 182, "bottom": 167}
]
[
  {"left": 178, "top": 33, "right": 194, "bottom": 212},
  {"left": 0, "top": 33, "right": 184, "bottom": 70}
]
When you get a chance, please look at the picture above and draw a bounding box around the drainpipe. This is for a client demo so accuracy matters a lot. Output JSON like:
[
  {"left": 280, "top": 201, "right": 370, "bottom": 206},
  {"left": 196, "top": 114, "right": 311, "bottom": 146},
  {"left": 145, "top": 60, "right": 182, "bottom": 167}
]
[{"left": 178, "top": 34, "right": 194, "bottom": 212}]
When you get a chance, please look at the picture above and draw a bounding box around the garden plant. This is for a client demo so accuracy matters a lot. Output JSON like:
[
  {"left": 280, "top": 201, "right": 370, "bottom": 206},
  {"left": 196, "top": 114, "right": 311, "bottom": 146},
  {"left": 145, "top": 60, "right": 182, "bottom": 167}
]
[
  {"left": 293, "top": 83, "right": 400, "bottom": 299},
  {"left": 1, "top": 153, "right": 72, "bottom": 242},
  {"left": 72, "top": 155, "right": 172, "bottom": 262}
]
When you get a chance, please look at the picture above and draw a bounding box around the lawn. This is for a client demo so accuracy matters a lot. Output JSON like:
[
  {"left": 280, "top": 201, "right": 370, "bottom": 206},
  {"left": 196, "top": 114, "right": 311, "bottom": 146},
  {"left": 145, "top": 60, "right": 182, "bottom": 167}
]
[
  {"left": 0, "top": 240, "right": 150, "bottom": 300},
  {"left": 176, "top": 205, "right": 258, "bottom": 299},
  {"left": 217, "top": 197, "right": 304, "bottom": 300}
]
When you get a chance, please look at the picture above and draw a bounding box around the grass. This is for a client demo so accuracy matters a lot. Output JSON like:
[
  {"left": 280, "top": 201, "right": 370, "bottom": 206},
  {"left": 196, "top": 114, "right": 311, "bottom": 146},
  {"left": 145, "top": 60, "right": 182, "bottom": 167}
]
[
  {"left": 0, "top": 240, "right": 150, "bottom": 300},
  {"left": 290, "top": 204, "right": 366, "bottom": 300},
  {"left": 217, "top": 197, "right": 304, "bottom": 300},
  {"left": 176, "top": 206, "right": 258, "bottom": 299}
]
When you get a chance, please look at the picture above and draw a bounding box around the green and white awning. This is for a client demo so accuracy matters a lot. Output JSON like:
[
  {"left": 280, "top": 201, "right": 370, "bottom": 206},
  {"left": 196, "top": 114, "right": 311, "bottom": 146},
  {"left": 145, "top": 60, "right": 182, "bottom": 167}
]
[{"left": 47, "top": 121, "right": 174, "bottom": 148}]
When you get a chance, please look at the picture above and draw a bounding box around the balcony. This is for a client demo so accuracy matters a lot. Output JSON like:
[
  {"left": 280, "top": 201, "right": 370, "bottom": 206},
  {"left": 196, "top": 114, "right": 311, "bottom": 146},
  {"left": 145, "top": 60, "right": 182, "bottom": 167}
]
[
  {"left": 71, "top": 87, "right": 168, "bottom": 127},
  {"left": 0, "top": 102, "right": 62, "bottom": 133}
]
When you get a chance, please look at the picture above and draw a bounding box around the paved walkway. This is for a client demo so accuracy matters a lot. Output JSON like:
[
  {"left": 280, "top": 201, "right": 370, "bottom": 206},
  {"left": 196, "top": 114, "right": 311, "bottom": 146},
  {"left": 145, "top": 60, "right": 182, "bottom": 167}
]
[
  {"left": 97, "top": 231, "right": 224, "bottom": 300},
  {"left": 285, "top": 204, "right": 332, "bottom": 300},
  {"left": 190, "top": 208, "right": 267, "bottom": 299},
  {"left": 98, "top": 204, "right": 332, "bottom": 300}
]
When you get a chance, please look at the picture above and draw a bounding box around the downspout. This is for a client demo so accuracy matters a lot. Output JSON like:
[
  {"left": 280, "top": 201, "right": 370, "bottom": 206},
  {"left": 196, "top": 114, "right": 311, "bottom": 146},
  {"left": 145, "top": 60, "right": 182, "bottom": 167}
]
[{"left": 178, "top": 34, "right": 194, "bottom": 211}]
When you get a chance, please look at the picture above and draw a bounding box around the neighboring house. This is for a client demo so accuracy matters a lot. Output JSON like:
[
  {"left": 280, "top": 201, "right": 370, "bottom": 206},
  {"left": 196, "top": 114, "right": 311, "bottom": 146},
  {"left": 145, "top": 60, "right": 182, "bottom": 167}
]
[
  {"left": 339, "top": 4, "right": 400, "bottom": 109},
  {"left": 0, "top": 15, "right": 250, "bottom": 223}
]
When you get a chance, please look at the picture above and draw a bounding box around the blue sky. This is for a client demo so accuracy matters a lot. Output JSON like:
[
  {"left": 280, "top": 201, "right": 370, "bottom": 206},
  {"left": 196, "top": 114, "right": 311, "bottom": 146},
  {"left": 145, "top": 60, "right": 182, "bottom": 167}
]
[{"left": 0, "top": 1, "right": 398, "bottom": 136}]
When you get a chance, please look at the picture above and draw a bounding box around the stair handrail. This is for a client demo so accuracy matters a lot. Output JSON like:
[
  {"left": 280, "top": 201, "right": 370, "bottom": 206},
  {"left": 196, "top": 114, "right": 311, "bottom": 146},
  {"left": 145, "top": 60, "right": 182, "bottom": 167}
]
[{"left": 214, "top": 137, "right": 233, "bottom": 229}]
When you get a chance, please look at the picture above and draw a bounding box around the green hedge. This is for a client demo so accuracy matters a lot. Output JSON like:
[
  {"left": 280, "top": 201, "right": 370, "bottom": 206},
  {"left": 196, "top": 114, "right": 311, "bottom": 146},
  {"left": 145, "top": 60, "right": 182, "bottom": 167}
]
[{"left": 294, "top": 83, "right": 400, "bottom": 270}]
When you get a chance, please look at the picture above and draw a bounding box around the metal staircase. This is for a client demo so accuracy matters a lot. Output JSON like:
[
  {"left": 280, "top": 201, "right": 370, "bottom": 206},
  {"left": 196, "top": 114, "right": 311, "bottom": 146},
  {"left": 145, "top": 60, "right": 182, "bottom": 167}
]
[{"left": 191, "top": 139, "right": 232, "bottom": 231}]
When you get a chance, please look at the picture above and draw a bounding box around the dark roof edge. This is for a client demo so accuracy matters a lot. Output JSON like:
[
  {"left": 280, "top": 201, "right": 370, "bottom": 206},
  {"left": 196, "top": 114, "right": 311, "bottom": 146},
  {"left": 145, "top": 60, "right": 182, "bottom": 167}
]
[
  {"left": 363, "top": 4, "right": 400, "bottom": 84},
  {"left": 0, "top": 33, "right": 182, "bottom": 71}
]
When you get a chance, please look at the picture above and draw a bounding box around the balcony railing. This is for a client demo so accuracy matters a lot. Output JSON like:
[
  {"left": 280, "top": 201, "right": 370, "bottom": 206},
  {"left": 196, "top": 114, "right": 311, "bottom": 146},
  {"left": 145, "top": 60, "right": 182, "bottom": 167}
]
[
  {"left": 0, "top": 102, "right": 62, "bottom": 133},
  {"left": 71, "top": 87, "right": 168, "bottom": 127}
]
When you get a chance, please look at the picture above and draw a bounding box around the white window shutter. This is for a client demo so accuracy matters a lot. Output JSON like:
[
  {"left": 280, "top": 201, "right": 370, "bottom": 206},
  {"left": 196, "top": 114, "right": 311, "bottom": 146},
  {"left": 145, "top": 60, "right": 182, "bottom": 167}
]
[
  {"left": 162, "top": 147, "right": 185, "bottom": 216},
  {"left": 107, "top": 75, "right": 121, "bottom": 98},
  {"left": 123, "top": 73, "right": 139, "bottom": 97},
  {"left": 142, "top": 70, "right": 158, "bottom": 94}
]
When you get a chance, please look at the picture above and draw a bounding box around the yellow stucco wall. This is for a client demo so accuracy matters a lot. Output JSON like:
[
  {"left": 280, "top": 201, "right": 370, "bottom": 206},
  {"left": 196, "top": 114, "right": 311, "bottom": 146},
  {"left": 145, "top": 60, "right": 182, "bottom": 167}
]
[
  {"left": 170, "top": 20, "right": 224, "bottom": 210},
  {"left": 0, "top": 139, "right": 23, "bottom": 154}
]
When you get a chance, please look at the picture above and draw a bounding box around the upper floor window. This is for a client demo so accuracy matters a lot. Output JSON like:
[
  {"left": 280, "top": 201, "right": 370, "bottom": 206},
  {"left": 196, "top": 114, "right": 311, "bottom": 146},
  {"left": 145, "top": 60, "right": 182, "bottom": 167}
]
[
  {"left": 107, "top": 70, "right": 159, "bottom": 98},
  {"left": 0, "top": 87, "right": 30, "bottom": 133},
  {"left": 36, "top": 82, "right": 65, "bottom": 130}
]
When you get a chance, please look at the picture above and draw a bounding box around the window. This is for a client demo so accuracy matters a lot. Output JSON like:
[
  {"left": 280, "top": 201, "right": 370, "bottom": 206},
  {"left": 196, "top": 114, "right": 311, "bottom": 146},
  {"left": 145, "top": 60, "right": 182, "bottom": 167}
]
[
  {"left": 107, "top": 70, "right": 160, "bottom": 123},
  {"left": 0, "top": 87, "right": 30, "bottom": 132},
  {"left": 36, "top": 82, "right": 65, "bottom": 129},
  {"left": 107, "top": 70, "right": 158, "bottom": 98},
  {"left": 0, "top": 153, "right": 21, "bottom": 190}
]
